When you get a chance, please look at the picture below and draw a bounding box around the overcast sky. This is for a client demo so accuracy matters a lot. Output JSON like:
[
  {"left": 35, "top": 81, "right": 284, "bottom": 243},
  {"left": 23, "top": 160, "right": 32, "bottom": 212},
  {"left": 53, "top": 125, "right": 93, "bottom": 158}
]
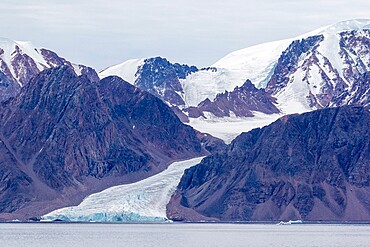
[{"left": 1, "top": 0, "right": 369, "bottom": 70}]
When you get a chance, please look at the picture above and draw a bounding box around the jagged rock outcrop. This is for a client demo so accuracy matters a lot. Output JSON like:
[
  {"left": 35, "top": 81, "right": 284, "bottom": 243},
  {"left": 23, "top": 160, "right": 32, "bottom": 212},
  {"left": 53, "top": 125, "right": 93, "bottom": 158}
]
[
  {"left": 196, "top": 132, "right": 227, "bottom": 154},
  {"left": 0, "top": 38, "right": 98, "bottom": 102},
  {"left": 0, "top": 66, "right": 203, "bottom": 220},
  {"left": 185, "top": 80, "right": 280, "bottom": 118},
  {"left": 135, "top": 57, "right": 198, "bottom": 107},
  {"left": 168, "top": 106, "right": 370, "bottom": 221}
]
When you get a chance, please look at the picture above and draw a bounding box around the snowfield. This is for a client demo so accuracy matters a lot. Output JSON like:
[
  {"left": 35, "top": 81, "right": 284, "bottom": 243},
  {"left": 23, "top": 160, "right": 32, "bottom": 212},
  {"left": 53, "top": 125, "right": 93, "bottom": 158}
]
[
  {"left": 211, "top": 39, "right": 293, "bottom": 89},
  {"left": 98, "top": 58, "right": 144, "bottom": 83},
  {"left": 42, "top": 157, "right": 205, "bottom": 223},
  {"left": 188, "top": 112, "right": 282, "bottom": 144}
]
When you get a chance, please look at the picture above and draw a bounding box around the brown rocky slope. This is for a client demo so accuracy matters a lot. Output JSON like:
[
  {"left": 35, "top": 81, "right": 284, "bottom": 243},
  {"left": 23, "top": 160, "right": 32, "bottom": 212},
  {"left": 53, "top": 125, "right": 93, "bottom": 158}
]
[
  {"left": 0, "top": 66, "right": 204, "bottom": 220},
  {"left": 168, "top": 106, "right": 370, "bottom": 221}
]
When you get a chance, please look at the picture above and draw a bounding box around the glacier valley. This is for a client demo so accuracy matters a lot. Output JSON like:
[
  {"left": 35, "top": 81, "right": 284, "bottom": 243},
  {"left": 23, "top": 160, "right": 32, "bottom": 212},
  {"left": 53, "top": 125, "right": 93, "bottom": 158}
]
[{"left": 42, "top": 157, "right": 205, "bottom": 223}]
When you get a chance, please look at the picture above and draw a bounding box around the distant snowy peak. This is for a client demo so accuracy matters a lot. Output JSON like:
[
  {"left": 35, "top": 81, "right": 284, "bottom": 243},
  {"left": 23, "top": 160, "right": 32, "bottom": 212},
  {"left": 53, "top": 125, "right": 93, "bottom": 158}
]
[
  {"left": 306, "top": 19, "right": 370, "bottom": 37},
  {"left": 212, "top": 19, "right": 370, "bottom": 115},
  {"left": 100, "top": 56, "right": 200, "bottom": 107},
  {"left": 212, "top": 19, "right": 370, "bottom": 89},
  {"left": 98, "top": 19, "right": 370, "bottom": 118},
  {"left": 99, "top": 58, "right": 145, "bottom": 84},
  {"left": 101, "top": 56, "right": 247, "bottom": 108},
  {"left": 134, "top": 57, "right": 199, "bottom": 107},
  {"left": 0, "top": 37, "right": 98, "bottom": 101}
]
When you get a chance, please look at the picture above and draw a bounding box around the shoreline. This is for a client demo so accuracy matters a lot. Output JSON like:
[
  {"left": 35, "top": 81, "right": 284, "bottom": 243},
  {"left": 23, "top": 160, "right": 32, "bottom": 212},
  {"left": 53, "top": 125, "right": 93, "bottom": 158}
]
[{"left": 2, "top": 221, "right": 370, "bottom": 225}]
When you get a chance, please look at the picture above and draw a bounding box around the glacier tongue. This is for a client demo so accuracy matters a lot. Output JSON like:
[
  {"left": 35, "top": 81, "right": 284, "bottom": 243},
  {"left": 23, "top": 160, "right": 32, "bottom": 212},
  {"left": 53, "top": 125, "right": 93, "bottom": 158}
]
[{"left": 42, "top": 157, "right": 205, "bottom": 223}]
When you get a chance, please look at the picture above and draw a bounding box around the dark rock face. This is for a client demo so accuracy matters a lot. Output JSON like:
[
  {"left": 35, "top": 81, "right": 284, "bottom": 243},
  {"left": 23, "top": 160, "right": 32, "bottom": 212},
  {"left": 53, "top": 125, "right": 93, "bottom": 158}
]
[
  {"left": 339, "top": 30, "right": 370, "bottom": 85},
  {"left": 134, "top": 57, "right": 198, "bottom": 107},
  {"left": 196, "top": 132, "right": 227, "bottom": 154},
  {"left": 186, "top": 80, "right": 280, "bottom": 118},
  {"left": 0, "top": 66, "right": 203, "bottom": 219},
  {"left": 172, "top": 62, "right": 199, "bottom": 80},
  {"left": 0, "top": 71, "right": 20, "bottom": 102},
  {"left": 0, "top": 141, "right": 33, "bottom": 214},
  {"left": 40, "top": 48, "right": 70, "bottom": 68},
  {"left": 78, "top": 64, "right": 100, "bottom": 83},
  {"left": 334, "top": 71, "right": 370, "bottom": 106},
  {"left": 40, "top": 48, "right": 99, "bottom": 83},
  {"left": 168, "top": 106, "right": 370, "bottom": 221}
]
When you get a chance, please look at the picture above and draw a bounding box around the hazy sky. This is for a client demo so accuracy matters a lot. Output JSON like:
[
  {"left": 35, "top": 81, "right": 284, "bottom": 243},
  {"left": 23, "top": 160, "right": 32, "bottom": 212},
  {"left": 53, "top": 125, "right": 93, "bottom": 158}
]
[{"left": 1, "top": 0, "right": 370, "bottom": 70}]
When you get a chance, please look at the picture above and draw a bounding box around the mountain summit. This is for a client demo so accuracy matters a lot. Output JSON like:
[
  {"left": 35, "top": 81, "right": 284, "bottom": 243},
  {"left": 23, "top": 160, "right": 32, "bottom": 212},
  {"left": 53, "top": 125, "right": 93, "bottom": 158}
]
[{"left": 0, "top": 38, "right": 98, "bottom": 102}]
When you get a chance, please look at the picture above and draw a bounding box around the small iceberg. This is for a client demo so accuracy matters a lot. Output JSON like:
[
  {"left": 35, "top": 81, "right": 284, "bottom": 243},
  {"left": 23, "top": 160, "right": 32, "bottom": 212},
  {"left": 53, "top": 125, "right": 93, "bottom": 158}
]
[{"left": 277, "top": 220, "right": 303, "bottom": 225}]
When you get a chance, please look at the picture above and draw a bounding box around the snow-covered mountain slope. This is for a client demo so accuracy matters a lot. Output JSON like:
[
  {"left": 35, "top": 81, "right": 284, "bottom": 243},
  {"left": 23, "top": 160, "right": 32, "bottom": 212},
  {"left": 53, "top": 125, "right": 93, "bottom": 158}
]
[
  {"left": 266, "top": 19, "right": 370, "bottom": 114},
  {"left": 187, "top": 19, "right": 370, "bottom": 116},
  {"left": 180, "top": 67, "right": 248, "bottom": 107},
  {"left": 99, "top": 19, "right": 370, "bottom": 111},
  {"left": 42, "top": 157, "right": 204, "bottom": 222},
  {"left": 99, "top": 58, "right": 144, "bottom": 84},
  {"left": 100, "top": 57, "right": 198, "bottom": 108},
  {"left": 98, "top": 19, "right": 370, "bottom": 143},
  {"left": 212, "top": 39, "right": 293, "bottom": 89},
  {"left": 214, "top": 19, "right": 370, "bottom": 87},
  {"left": 0, "top": 38, "right": 98, "bottom": 101}
]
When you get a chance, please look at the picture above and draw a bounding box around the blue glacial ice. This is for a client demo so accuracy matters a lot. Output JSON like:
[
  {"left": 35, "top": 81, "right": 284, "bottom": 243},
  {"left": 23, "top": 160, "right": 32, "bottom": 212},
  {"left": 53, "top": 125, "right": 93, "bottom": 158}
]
[{"left": 42, "top": 157, "right": 205, "bottom": 223}]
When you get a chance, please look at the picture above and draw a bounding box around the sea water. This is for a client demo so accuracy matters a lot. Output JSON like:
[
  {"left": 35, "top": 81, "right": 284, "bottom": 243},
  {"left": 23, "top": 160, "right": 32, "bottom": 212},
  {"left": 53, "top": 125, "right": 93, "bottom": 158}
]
[{"left": 0, "top": 223, "right": 369, "bottom": 247}]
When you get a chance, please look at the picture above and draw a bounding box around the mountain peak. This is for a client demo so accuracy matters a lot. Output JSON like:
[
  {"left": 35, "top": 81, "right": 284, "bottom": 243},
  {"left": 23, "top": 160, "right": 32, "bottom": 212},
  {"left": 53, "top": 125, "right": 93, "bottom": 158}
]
[
  {"left": 212, "top": 19, "right": 370, "bottom": 88},
  {"left": 0, "top": 37, "right": 99, "bottom": 102},
  {"left": 311, "top": 18, "right": 370, "bottom": 37}
]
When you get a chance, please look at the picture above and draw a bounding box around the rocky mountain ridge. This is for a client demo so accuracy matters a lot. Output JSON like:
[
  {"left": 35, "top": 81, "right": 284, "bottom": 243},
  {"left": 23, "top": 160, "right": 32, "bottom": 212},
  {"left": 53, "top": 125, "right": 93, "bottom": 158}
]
[
  {"left": 0, "top": 66, "right": 204, "bottom": 220},
  {"left": 0, "top": 38, "right": 98, "bottom": 102},
  {"left": 168, "top": 106, "right": 370, "bottom": 221},
  {"left": 185, "top": 80, "right": 280, "bottom": 118}
]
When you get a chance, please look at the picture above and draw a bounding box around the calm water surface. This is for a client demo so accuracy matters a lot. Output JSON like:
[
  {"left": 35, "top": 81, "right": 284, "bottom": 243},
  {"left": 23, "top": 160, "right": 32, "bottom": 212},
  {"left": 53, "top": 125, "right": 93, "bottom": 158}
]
[{"left": 1, "top": 223, "right": 369, "bottom": 247}]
